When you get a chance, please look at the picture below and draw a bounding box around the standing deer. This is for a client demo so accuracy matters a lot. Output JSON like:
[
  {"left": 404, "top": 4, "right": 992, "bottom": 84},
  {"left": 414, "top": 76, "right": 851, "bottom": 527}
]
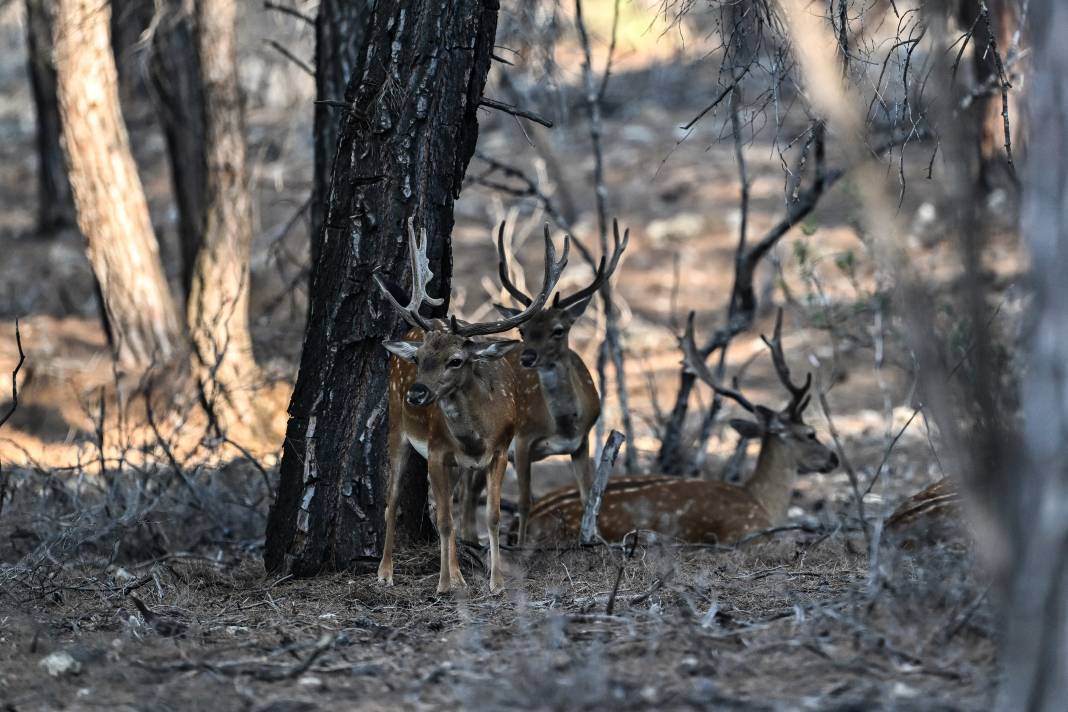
[
  {"left": 526, "top": 310, "right": 839, "bottom": 545},
  {"left": 374, "top": 218, "right": 568, "bottom": 593},
  {"left": 458, "top": 221, "right": 629, "bottom": 545}
]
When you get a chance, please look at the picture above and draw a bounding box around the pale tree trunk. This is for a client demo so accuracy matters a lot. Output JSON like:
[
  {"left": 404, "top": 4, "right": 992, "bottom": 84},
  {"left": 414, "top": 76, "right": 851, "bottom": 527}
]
[
  {"left": 994, "top": 0, "right": 1068, "bottom": 707},
  {"left": 24, "top": 0, "right": 77, "bottom": 235},
  {"left": 53, "top": 0, "right": 181, "bottom": 371},
  {"left": 188, "top": 0, "right": 268, "bottom": 437}
]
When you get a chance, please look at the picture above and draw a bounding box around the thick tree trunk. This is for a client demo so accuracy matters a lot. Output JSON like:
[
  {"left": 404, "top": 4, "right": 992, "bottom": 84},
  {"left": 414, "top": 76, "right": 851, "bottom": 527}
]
[
  {"left": 24, "top": 0, "right": 76, "bottom": 235},
  {"left": 53, "top": 0, "right": 182, "bottom": 370},
  {"left": 149, "top": 0, "right": 206, "bottom": 297},
  {"left": 994, "top": 2, "right": 1068, "bottom": 707},
  {"left": 188, "top": 0, "right": 267, "bottom": 437},
  {"left": 310, "top": 0, "right": 368, "bottom": 269},
  {"left": 265, "top": 0, "right": 500, "bottom": 576}
]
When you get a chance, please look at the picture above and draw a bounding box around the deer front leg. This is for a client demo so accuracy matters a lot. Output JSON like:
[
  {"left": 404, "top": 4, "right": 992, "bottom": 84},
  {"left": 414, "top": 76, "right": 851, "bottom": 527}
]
[
  {"left": 429, "top": 452, "right": 464, "bottom": 593},
  {"left": 485, "top": 451, "right": 508, "bottom": 593},
  {"left": 514, "top": 438, "right": 533, "bottom": 546},
  {"left": 377, "top": 439, "right": 410, "bottom": 586},
  {"left": 571, "top": 434, "right": 594, "bottom": 504}
]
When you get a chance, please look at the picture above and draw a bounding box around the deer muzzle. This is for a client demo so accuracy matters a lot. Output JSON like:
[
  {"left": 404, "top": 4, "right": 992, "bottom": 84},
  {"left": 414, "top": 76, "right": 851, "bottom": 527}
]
[{"left": 406, "top": 383, "right": 436, "bottom": 407}]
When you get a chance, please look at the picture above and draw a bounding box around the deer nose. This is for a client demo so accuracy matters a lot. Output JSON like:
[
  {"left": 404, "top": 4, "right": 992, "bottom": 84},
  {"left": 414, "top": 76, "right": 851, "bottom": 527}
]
[
  {"left": 825, "top": 451, "right": 840, "bottom": 471},
  {"left": 519, "top": 349, "right": 539, "bottom": 368},
  {"left": 406, "top": 383, "right": 434, "bottom": 407}
]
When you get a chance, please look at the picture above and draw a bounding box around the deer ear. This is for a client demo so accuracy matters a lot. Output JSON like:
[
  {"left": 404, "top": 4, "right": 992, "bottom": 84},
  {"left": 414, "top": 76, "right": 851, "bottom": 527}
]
[
  {"left": 562, "top": 295, "right": 595, "bottom": 323},
  {"left": 465, "top": 339, "right": 520, "bottom": 361},
  {"left": 493, "top": 303, "right": 523, "bottom": 319},
  {"left": 729, "top": 419, "right": 763, "bottom": 439},
  {"left": 383, "top": 340, "right": 420, "bottom": 362},
  {"left": 754, "top": 405, "right": 786, "bottom": 433}
]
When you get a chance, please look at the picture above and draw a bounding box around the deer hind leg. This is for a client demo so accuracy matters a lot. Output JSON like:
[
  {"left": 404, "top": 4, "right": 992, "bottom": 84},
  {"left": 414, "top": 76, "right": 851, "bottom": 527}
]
[
  {"left": 378, "top": 436, "right": 415, "bottom": 586},
  {"left": 514, "top": 438, "right": 533, "bottom": 546},
  {"left": 458, "top": 466, "right": 484, "bottom": 544},
  {"left": 485, "top": 451, "right": 508, "bottom": 593},
  {"left": 571, "top": 434, "right": 594, "bottom": 504}
]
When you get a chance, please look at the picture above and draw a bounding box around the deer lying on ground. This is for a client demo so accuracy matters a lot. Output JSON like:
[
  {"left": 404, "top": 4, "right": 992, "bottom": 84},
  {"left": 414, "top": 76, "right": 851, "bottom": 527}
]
[
  {"left": 526, "top": 310, "right": 839, "bottom": 545},
  {"left": 374, "top": 218, "right": 568, "bottom": 593},
  {"left": 458, "top": 221, "right": 629, "bottom": 545},
  {"left": 884, "top": 477, "right": 965, "bottom": 549}
]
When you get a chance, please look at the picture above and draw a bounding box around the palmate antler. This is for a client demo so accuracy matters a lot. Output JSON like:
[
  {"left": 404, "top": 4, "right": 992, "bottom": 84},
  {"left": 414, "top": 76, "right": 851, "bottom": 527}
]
[
  {"left": 496, "top": 218, "right": 628, "bottom": 309},
  {"left": 376, "top": 216, "right": 569, "bottom": 337}
]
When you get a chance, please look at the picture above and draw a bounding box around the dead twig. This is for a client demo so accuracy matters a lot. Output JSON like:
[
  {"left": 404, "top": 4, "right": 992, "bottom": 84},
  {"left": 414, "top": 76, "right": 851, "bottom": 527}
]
[{"left": 580, "top": 430, "right": 625, "bottom": 545}]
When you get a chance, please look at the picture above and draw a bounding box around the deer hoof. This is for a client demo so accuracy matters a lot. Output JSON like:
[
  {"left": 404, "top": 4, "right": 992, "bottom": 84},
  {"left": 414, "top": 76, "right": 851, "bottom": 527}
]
[{"left": 378, "top": 575, "right": 394, "bottom": 587}]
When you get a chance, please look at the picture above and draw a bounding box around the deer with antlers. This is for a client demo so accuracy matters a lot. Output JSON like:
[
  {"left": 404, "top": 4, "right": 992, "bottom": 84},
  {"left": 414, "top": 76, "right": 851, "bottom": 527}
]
[
  {"left": 526, "top": 310, "right": 839, "bottom": 545},
  {"left": 374, "top": 218, "right": 568, "bottom": 593},
  {"left": 456, "top": 221, "right": 629, "bottom": 546}
]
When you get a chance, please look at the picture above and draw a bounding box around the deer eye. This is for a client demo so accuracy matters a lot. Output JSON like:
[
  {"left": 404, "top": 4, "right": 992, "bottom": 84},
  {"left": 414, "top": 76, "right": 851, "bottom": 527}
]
[
  {"left": 807, "top": 432, "right": 817, "bottom": 440},
  {"left": 552, "top": 327, "right": 565, "bottom": 338},
  {"left": 447, "top": 357, "right": 464, "bottom": 369}
]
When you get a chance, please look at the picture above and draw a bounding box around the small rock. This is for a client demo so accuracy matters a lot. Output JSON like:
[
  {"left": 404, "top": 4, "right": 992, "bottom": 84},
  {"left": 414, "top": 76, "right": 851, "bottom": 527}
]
[
  {"left": 39, "top": 651, "right": 82, "bottom": 677},
  {"left": 297, "top": 675, "right": 323, "bottom": 689}
]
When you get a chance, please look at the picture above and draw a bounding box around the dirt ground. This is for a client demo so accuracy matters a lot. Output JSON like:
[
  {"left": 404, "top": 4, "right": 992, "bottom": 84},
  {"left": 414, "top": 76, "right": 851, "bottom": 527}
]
[{"left": 0, "top": 2, "right": 1019, "bottom": 709}]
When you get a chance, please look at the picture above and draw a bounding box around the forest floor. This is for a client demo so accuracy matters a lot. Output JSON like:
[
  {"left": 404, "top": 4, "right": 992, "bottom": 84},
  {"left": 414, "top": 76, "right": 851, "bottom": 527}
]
[{"left": 0, "top": 2, "right": 1021, "bottom": 709}]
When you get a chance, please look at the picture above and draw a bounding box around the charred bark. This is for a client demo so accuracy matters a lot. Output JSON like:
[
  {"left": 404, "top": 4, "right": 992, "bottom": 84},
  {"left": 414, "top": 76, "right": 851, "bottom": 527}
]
[
  {"left": 24, "top": 0, "right": 76, "bottom": 235},
  {"left": 53, "top": 0, "right": 182, "bottom": 370},
  {"left": 265, "top": 0, "right": 500, "bottom": 576},
  {"left": 310, "top": 0, "right": 369, "bottom": 269},
  {"left": 149, "top": 0, "right": 206, "bottom": 297},
  {"left": 188, "top": 0, "right": 267, "bottom": 437}
]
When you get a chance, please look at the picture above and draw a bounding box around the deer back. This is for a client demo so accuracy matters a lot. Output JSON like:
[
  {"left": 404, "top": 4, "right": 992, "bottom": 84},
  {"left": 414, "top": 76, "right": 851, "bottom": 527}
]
[
  {"left": 526, "top": 476, "right": 773, "bottom": 545},
  {"left": 884, "top": 477, "right": 965, "bottom": 549}
]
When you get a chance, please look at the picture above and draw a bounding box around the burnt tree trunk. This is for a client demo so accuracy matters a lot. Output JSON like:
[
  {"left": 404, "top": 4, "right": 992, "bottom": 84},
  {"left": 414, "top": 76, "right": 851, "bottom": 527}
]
[
  {"left": 149, "top": 0, "right": 206, "bottom": 297},
  {"left": 994, "top": 1, "right": 1068, "bottom": 707},
  {"left": 265, "top": 0, "right": 500, "bottom": 576},
  {"left": 310, "top": 0, "right": 369, "bottom": 269},
  {"left": 110, "top": 0, "right": 154, "bottom": 111},
  {"left": 188, "top": 0, "right": 268, "bottom": 437},
  {"left": 24, "top": 0, "right": 76, "bottom": 235},
  {"left": 53, "top": 0, "right": 182, "bottom": 370},
  {"left": 959, "top": 0, "right": 1020, "bottom": 189}
]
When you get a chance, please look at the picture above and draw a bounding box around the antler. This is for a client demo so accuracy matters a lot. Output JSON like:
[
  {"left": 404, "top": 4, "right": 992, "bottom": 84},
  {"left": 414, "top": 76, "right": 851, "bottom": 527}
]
[
  {"left": 496, "top": 221, "right": 534, "bottom": 307},
  {"left": 373, "top": 217, "right": 445, "bottom": 332},
  {"left": 451, "top": 225, "right": 570, "bottom": 337},
  {"left": 555, "top": 218, "right": 630, "bottom": 309},
  {"left": 681, "top": 312, "right": 756, "bottom": 413},
  {"left": 760, "top": 308, "right": 812, "bottom": 419}
]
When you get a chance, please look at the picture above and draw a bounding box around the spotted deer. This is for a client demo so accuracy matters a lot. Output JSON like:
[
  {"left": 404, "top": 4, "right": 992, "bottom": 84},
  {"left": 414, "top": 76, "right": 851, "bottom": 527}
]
[
  {"left": 884, "top": 477, "right": 965, "bottom": 549},
  {"left": 374, "top": 218, "right": 568, "bottom": 593},
  {"left": 458, "top": 221, "right": 629, "bottom": 545},
  {"left": 526, "top": 310, "right": 839, "bottom": 545}
]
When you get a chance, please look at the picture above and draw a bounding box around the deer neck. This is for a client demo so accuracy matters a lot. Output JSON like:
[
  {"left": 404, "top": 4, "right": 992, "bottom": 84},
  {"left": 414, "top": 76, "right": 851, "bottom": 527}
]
[
  {"left": 436, "top": 368, "right": 499, "bottom": 463},
  {"left": 535, "top": 358, "right": 583, "bottom": 438},
  {"left": 742, "top": 435, "right": 796, "bottom": 523}
]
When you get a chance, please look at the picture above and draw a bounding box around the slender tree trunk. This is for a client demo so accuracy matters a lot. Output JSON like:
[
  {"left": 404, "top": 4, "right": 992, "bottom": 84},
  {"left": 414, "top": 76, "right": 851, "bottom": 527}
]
[
  {"left": 188, "top": 0, "right": 267, "bottom": 437},
  {"left": 959, "top": 0, "right": 1020, "bottom": 189},
  {"left": 110, "top": 0, "right": 154, "bottom": 110},
  {"left": 149, "top": 0, "right": 206, "bottom": 297},
  {"left": 53, "top": 0, "right": 182, "bottom": 370},
  {"left": 265, "top": 0, "right": 500, "bottom": 576},
  {"left": 24, "top": 0, "right": 76, "bottom": 235},
  {"left": 994, "top": 1, "right": 1068, "bottom": 707},
  {"left": 310, "top": 0, "right": 368, "bottom": 269}
]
